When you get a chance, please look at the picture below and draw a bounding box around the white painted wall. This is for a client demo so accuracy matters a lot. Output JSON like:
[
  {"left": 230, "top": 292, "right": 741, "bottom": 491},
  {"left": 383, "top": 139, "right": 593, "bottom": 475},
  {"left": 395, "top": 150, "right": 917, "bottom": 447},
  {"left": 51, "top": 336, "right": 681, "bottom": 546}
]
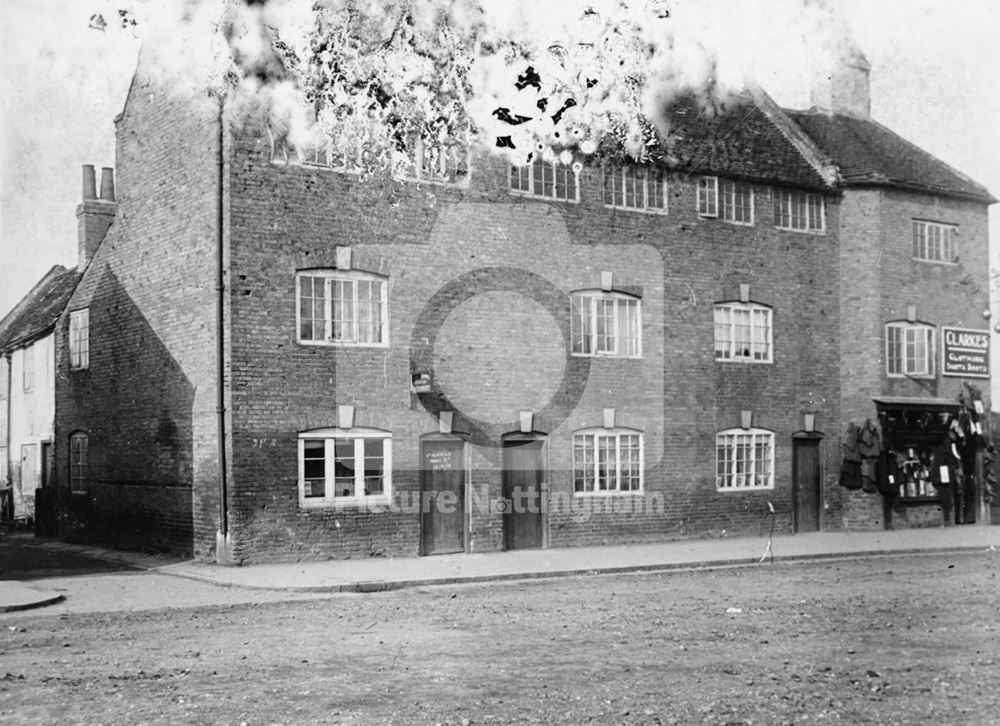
[{"left": 5, "top": 334, "right": 55, "bottom": 519}]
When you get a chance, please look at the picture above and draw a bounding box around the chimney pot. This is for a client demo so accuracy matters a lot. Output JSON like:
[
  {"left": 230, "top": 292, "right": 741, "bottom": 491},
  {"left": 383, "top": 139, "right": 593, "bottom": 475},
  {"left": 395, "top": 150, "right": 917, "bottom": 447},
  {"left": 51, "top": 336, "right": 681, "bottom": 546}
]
[
  {"left": 82, "top": 165, "right": 97, "bottom": 200},
  {"left": 100, "top": 167, "right": 116, "bottom": 202}
]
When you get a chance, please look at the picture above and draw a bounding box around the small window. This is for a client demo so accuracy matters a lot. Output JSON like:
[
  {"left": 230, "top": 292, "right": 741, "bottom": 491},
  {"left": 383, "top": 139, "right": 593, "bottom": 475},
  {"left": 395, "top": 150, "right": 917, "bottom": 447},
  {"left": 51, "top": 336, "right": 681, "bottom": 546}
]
[
  {"left": 716, "top": 428, "right": 774, "bottom": 490},
  {"left": 298, "top": 429, "right": 391, "bottom": 506},
  {"left": 721, "top": 180, "right": 754, "bottom": 224},
  {"left": 399, "top": 134, "right": 470, "bottom": 185},
  {"left": 22, "top": 345, "right": 34, "bottom": 393},
  {"left": 697, "top": 176, "right": 719, "bottom": 217},
  {"left": 70, "top": 432, "right": 88, "bottom": 493},
  {"left": 912, "top": 220, "right": 957, "bottom": 263},
  {"left": 774, "top": 189, "right": 825, "bottom": 232},
  {"left": 886, "top": 322, "right": 935, "bottom": 378},
  {"left": 510, "top": 158, "right": 579, "bottom": 202},
  {"left": 69, "top": 309, "right": 90, "bottom": 371},
  {"left": 573, "top": 429, "right": 643, "bottom": 494},
  {"left": 603, "top": 164, "right": 667, "bottom": 213},
  {"left": 571, "top": 292, "right": 641, "bottom": 358},
  {"left": 296, "top": 270, "right": 388, "bottom": 347},
  {"left": 714, "top": 303, "right": 773, "bottom": 363}
]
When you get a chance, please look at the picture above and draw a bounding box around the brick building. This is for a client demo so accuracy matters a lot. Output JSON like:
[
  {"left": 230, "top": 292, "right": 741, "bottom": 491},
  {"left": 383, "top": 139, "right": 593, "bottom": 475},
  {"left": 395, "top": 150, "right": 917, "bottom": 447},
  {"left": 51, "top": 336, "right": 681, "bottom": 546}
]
[
  {"left": 0, "top": 264, "right": 81, "bottom": 526},
  {"left": 48, "top": 45, "right": 992, "bottom": 563},
  {"left": 787, "top": 47, "right": 995, "bottom": 530}
]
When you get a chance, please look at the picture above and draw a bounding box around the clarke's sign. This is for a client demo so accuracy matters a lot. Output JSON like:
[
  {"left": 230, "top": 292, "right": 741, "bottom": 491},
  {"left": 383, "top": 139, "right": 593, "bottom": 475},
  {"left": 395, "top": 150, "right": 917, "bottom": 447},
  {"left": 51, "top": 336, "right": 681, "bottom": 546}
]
[{"left": 942, "top": 327, "right": 990, "bottom": 378}]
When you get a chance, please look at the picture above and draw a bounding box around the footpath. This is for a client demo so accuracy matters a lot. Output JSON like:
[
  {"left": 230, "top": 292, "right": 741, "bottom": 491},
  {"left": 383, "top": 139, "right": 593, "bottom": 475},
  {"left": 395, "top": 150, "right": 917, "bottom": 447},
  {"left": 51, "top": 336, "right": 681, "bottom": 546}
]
[{"left": 2, "top": 525, "right": 997, "bottom": 612}]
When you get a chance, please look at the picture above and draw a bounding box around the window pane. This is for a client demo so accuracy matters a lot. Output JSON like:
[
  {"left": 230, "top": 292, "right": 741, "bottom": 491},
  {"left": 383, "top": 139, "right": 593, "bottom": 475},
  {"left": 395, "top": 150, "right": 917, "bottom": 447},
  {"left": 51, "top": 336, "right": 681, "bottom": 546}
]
[
  {"left": 333, "top": 439, "right": 355, "bottom": 497},
  {"left": 573, "top": 434, "right": 595, "bottom": 492},
  {"left": 596, "top": 298, "right": 616, "bottom": 353},
  {"left": 363, "top": 439, "right": 384, "bottom": 495},
  {"left": 597, "top": 435, "right": 617, "bottom": 490},
  {"left": 887, "top": 326, "right": 902, "bottom": 374},
  {"left": 714, "top": 306, "right": 731, "bottom": 359},
  {"left": 303, "top": 440, "right": 326, "bottom": 498}
]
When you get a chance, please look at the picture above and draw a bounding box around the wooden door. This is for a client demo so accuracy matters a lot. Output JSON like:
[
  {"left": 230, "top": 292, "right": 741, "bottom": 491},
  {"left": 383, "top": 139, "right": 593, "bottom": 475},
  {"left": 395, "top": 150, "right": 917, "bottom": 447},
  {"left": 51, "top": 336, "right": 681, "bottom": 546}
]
[
  {"left": 793, "top": 437, "right": 821, "bottom": 532},
  {"left": 420, "top": 439, "right": 466, "bottom": 555},
  {"left": 17, "top": 444, "right": 37, "bottom": 519},
  {"left": 502, "top": 437, "right": 544, "bottom": 550}
]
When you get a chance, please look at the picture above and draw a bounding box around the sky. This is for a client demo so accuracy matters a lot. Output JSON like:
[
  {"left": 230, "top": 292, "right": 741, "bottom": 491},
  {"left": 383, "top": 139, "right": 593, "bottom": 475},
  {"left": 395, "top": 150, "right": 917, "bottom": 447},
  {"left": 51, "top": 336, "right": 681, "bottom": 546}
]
[{"left": 2, "top": 0, "right": 1000, "bottom": 389}]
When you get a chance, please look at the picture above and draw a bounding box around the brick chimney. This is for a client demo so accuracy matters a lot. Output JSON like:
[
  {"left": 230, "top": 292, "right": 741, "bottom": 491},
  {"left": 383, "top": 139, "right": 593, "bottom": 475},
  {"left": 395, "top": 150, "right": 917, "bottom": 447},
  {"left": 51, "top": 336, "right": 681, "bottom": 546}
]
[
  {"left": 810, "top": 45, "right": 871, "bottom": 119},
  {"left": 77, "top": 164, "right": 117, "bottom": 269}
]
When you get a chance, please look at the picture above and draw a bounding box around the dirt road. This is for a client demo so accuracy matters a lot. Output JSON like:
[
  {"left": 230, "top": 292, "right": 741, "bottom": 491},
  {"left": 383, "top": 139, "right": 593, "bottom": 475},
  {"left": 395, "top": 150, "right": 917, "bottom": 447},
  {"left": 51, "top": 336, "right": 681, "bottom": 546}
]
[{"left": 2, "top": 551, "right": 998, "bottom": 725}]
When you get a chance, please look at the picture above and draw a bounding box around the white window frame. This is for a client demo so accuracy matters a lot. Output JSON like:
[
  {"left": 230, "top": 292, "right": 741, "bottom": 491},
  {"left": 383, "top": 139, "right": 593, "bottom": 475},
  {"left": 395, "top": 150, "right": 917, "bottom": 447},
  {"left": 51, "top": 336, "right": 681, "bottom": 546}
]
[
  {"left": 720, "top": 180, "right": 754, "bottom": 225},
  {"left": 573, "top": 428, "right": 644, "bottom": 495},
  {"left": 886, "top": 322, "right": 935, "bottom": 378},
  {"left": 297, "top": 428, "right": 392, "bottom": 507},
  {"left": 509, "top": 159, "right": 580, "bottom": 202},
  {"left": 70, "top": 432, "right": 88, "bottom": 494},
  {"left": 714, "top": 302, "right": 773, "bottom": 363},
  {"left": 716, "top": 428, "right": 774, "bottom": 491},
  {"left": 697, "top": 176, "right": 719, "bottom": 217},
  {"left": 400, "top": 134, "right": 470, "bottom": 186},
  {"left": 602, "top": 164, "right": 667, "bottom": 214},
  {"left": 22, "top": 344, "right": 34, "bottom": 393},
  {"left": 774, "top": 189, "right": 825, "bottom": 233},
  {"left": 296, "top": 270, "right": 389, "bottom": 348},
  {"left": 69, "top": 308, "right": 90, "bottom": 371},
  {"left": 912, "top": 220, "right": 958, "bottom": 264},
  {"left": 570, "top": 291, "right": 642, "bottom": 359}
]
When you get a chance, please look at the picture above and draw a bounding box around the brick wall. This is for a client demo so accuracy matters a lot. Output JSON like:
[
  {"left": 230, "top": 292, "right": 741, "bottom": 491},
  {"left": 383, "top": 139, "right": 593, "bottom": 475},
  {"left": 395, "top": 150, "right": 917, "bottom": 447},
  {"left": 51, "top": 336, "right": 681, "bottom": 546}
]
[
  {"left": 224, "top": 124, "right": 842, "bottom": 563},
  {"left": 53, "top": 60, "right": 222, "bottom": 558},
  {"left": 838, "top": 187, "right": 991, "bottom": 530}
]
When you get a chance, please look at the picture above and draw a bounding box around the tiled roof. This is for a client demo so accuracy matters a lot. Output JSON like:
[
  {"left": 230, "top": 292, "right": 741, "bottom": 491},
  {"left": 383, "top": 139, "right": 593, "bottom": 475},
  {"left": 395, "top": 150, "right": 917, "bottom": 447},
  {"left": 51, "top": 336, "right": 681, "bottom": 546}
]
[
  {"left": 786, "top": 110, "right": 995, "bottom": 203},
  {"left": 0, "top": 265, "right": 80, "bottom": 352},
  {"left": 655, "top": 91, "right": 832, "bottom": 193}
]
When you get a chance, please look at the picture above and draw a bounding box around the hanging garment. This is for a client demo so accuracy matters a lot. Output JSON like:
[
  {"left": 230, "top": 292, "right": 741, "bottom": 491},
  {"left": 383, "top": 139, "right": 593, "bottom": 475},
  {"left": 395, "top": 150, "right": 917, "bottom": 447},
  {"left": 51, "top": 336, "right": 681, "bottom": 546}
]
[{"left": 840, "top": 422, "right": 863, "bottom": 490}]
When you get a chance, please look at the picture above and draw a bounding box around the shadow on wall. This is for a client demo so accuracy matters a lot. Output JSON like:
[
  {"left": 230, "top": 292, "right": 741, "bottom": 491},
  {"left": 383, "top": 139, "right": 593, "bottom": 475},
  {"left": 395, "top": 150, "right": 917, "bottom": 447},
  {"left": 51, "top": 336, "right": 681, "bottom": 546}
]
[{"left": 61, "top": 266, "right": 197, "bottom": 556}]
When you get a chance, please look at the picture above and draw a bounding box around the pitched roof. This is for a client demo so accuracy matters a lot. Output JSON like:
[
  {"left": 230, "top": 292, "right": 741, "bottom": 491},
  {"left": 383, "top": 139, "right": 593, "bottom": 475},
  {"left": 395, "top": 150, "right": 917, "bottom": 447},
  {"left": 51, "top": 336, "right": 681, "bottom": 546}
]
[
  {"left": 0, "top": 265, "right": 81, "bottom": 352},
  {"left": 655, "top": 90, "right": 834, "bottom": 193},
  {"left": 785, "top": 110, "right": 995, "bottom": 203}
]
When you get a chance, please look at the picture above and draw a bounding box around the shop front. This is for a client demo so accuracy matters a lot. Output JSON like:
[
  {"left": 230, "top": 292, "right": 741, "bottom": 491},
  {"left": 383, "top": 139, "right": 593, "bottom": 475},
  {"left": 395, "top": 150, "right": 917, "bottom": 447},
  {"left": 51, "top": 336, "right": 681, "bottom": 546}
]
[{"left": 874, "top": 396, "right": 986, "bottom": 528}]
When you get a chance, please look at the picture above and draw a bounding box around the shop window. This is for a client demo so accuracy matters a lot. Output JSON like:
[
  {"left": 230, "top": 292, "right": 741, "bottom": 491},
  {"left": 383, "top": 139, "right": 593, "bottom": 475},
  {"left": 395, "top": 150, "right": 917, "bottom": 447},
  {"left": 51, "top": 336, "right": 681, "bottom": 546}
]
[
  {"left": 571, "top": 291, "right": 641, "bottom": 358},
  {"left": 716, "top": 428, "right": 774, "bottom": 490},
  {"left": 298, "top": 429, "right": 391, "bottom": 507},
  {"left": 296, "top": 270, "right": 388, "bottom": 347},
  {"left": 509, "top": 158, "right": 579, "bottom": 202},
  {"left": 603, "top": 164, "right": 667, "bottom": 213},
  {"left": 69, "top": 308, "right": 90, "bottom": 370},
  {"left": 886, "top": 322, "right": 935, "bottom": 378},
  {"left": 912, "top": 220, "right": 957, "bottom": 263},
  {"left": 714, "top": 303, "right": 772, "bottom": 363},
  {"left": 70, "top": 432, "right": 88, "bottom": 494},
  {"left": 774, "top": 189, "right": 825, "bottom": 233},
  {"left": 573, "top": 429, "right": 643, "bottom": 493}
]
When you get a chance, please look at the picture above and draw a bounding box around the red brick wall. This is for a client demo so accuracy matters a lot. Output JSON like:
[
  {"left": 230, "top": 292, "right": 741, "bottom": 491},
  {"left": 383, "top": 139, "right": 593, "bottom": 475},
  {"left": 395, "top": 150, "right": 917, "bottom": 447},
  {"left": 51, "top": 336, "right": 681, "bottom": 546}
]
[
  {"left": 53, "top": 62, "right": 222, "bottom": 558},
  {"left": 225, "top": 125, "right": 842, "bottom": 562},
  {"left": 838, "top": 187, "right": 991, "bottom": 530}
]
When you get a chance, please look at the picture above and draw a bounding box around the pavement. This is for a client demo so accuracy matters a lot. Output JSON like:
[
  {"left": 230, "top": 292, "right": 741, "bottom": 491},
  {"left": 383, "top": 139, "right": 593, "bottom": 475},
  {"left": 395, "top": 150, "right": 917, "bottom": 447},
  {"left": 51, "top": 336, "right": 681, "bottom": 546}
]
[{"left": 2, "top": 524, "right": 997, "bottom": 612}]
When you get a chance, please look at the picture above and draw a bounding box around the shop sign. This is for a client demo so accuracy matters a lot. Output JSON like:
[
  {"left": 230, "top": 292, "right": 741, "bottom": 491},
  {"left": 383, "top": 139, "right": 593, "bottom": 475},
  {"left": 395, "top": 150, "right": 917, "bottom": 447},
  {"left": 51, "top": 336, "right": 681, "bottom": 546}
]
[{"left": 942, "top": 327, "right": 990, "bottom": 378}]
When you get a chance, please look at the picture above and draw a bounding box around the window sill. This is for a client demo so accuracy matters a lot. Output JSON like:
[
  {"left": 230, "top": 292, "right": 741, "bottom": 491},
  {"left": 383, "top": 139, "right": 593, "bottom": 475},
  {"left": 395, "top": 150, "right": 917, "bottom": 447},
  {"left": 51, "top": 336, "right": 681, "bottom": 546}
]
[
  {"left": 775, "top": 226, "right": 825, "bottom": 235},
  {"left": 715, "top": 358, "right": 773, "bottom": 365},
  {"left": 573, "top": 490, "right": 645, "bottom": 497},
  {"left": 297, "top": 340, "right": 390, "bottom": 350},
  {"left": 508, "top": 190, "right": 580, "bottom": 204},
  {"left": 570, "top": 352, "right": 643, "bottom": 360},
  {"left": 300, "top": 495, "right": 391, "bottom": 509},
  {"left": 716, "top": 486, "right": 775, "bottom": 493},
  {"left": 912, "top": 257, "right": 957, "bottom": 266},
  {"left": 603, "top": 204, "right": 668, "bottom": 216},
  {"left": 886, "top": 373, "right": 935, "bottom": 380}
]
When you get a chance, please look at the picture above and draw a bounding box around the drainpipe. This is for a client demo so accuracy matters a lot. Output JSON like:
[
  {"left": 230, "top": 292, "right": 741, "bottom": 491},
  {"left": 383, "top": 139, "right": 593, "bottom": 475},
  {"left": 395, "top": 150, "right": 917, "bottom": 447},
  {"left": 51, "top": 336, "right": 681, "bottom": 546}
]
[
  {"left": 3, "top": 353, "right": 11, "bottom": 518},
  {"left": 215, "top": 95, "right": 231, "bottom": 564}
]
